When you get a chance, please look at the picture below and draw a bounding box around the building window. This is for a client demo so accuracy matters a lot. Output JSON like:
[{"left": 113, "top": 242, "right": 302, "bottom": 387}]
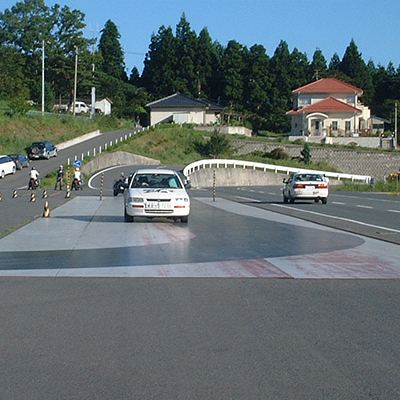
[
  {"left": 345, "top": 121, "right": 351, "bottom": 132},
  {"left": 332, "top": 121, "right": 338, "bottom": 130}
]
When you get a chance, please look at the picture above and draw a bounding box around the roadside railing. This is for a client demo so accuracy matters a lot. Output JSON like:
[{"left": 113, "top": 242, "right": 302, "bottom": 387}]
[
  {"left": 183, "top": 159, "right": 371, "bottom": 183},
  {"left": 64, "top": 126, "right": 149, "bottom": 165}
]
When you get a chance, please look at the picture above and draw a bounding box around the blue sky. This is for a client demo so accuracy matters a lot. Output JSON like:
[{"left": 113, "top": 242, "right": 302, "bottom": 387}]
[{"left": 1, "top": 0, "right": 399, "bottom": 73}]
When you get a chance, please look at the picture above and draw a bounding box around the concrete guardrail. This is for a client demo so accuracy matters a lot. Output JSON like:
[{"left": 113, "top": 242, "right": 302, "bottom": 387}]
[{"left": 183, "top": 159, "right": 372, "bottom": 183}]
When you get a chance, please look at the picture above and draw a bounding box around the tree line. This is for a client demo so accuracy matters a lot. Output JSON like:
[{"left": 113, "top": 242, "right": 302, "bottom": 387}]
[{"left": 1, "top": 1, "right": 399, "bottom": 133}]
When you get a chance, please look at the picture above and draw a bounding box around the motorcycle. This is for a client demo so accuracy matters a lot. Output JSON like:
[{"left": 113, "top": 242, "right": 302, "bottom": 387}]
[
  {"left": 113, "top": 177, "right": 128, "bottom": 196},
  {"left": 28, "top": 178, "right": 39, "bottom": 190},
  {"left": 72, "top": 178, "right": 83, "bottom": 190}
]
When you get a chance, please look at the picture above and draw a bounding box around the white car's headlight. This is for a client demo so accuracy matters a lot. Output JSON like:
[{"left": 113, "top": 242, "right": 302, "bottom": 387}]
[{"left": 128, "top": 197, "right": 144, "bottom": 203}]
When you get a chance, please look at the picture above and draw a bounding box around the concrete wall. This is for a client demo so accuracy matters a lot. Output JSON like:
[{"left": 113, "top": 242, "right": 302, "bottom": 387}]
[
  {"left": 288, "top": 135, "right": 382, "bottom": 148},
  {"left": 233, "top": 140, "right": 400, "bottom": 181},
  {"left": 194, "top": 126, "right": 252, "bottom": 137},
  {"left": 82, "top": 151, "right": 160, "bottom": 176},
  {"left": 190, "top": 168, "right": 285, "bottom": 187},
  {"left": 56, "top": 130, "right": 101, "bottom": 150}
]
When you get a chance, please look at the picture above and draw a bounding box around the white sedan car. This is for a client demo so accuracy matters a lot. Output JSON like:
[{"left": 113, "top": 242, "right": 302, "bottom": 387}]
[
  {"left": 124, "top": 169, "right": 190, "bottom": 222},
  {"left": 283, "top": 173, "right": 329, "bottom": 204},
  {"left": 0, "top": 155, "right": 16, "bottom": 178}
]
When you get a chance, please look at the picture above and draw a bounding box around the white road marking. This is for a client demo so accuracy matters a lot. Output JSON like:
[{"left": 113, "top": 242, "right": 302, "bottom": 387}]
[
  {"left": 332, "top": 201, "right": 345, "bottom": 205},
  {"left": 236, "top": 196, "right": 261, "bottom": 202},
  {"left": 356, "top": 205, "right": 373, "bottom": 209},
  {"left": 388, "top": 209, "right": 400, "bottom": 214},
  {"left": 332, "top": 193, "right": 399, "bottom": 204},
  {"left": 272, "top": 203, "right": 400, "bottom": 234}
]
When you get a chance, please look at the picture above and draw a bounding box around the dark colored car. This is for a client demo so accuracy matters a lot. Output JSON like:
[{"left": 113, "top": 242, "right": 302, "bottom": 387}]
[
  {"left": 28, "top": 141, "right": 58, "bottom": 160},
  {"left": 8, "top": 153, "right": 30, "bottom": 170}
]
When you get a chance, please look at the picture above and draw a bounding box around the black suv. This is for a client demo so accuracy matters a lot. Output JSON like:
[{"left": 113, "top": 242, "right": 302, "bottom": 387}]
[{"left": 28, "top": 141, "right": 58, "bottom": 159}]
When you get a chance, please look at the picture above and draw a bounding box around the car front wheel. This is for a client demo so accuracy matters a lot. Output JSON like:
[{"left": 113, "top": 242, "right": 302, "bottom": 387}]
[{"left": 124, "top": 209, "right": 134, "bottom": 222}]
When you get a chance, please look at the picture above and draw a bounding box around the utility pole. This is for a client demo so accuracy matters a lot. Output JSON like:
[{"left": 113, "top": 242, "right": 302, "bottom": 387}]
[
  {"left": 395, "top": 102, "right": 398, "bottom": 149},
  {"left": 41, "top": 40, "right": 45, "bottom": 115},
  {"left": 90, "top": 25, "right": 99, "bottom": 118},
  {"left": 73, "top": 46, "right": 78, "bottom": 116}
]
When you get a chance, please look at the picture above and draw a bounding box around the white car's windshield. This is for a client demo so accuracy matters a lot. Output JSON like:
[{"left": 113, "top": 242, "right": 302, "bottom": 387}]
[{"left": 131, "top": 173, "right": 183, "bottom": 189}]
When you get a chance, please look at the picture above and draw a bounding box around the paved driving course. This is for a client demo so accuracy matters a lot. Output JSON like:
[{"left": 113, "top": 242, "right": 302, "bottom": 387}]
[
  {"left": 1, "top": 191, "right": 400, "bottom": 399},
  {"left": 0, "top": 194, "right": 399, "bottom": 278}
]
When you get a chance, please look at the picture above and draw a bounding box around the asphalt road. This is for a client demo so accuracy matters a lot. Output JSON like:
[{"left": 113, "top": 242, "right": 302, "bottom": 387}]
[
  {"left": 0, "top": 129, "right": 136, "bottom": 237},
  {"left": 210, "top": 185, "right": 400, "bottom": 245},
  {"left": 1, "top": 137, "right": 400, "bottom": 399}
]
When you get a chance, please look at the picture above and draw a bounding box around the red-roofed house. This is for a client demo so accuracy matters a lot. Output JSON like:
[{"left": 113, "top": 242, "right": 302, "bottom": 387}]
[{"left": 287, "top": 78, "right": 371, "bottom": 137}]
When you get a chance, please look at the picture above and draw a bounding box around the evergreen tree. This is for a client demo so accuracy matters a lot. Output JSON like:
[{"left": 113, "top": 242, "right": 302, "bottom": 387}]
[
  {"left": 310, "top": 49, "right": 328, "bottom": 80},
  {"left": 339, "top": 39, "right": 374, "bottom": 104},
  {"left": 98, "top": 20, "right": 127, "bottom": 82},
  {"left": 328, "top": 53, "right": 341, "bottom": 73},
  {"left": 267, "top": 40, "right": 293, "bottom": 132},
  {"left": 222, "top": 40, "right": 247, "bottom": 111},
  {"left": 129, "top": 66, "right": 141, "bottom": 86},
  {"left": 175, "top": 13, "right": 198, "bottom": 95},
  {"left": 196, "top": 28, "right": 222, "bottom": 100},
  {"left": 141, "top": 25, "right": 177, "bottom": 97},
  {"left": 0, "top": 46, "right": 28, "bottom": 100},
  {"left": 243, "top": 44, "right": 271, "bottom": 131},
  {"left": 290, "top": 47, "right": 310, "bottom": 88}
]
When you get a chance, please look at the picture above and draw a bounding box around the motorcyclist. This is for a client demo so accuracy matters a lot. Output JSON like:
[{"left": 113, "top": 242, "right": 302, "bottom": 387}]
[
  {"left": 55, "top": 165, "right": 64, "bottom": 190},
  {"left": 28, "top": 166, "right": 40, "bottom": 190},
  {"left": 113, "top": 172, "right": 128, "bottom": 196},
  {"left": 72, "top": 168, "right": 83, "bottom": 190}
]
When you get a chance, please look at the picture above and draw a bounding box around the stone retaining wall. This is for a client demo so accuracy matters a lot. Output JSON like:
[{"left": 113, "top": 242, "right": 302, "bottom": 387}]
[
  {"left": 82, "top": 151, "right": 160, "bottom": 176},
  {"left": 233, "top": 140, "right": 400, "bottom": 180}
]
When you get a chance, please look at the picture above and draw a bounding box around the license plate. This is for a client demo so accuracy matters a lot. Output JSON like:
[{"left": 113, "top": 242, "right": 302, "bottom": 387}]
[
  {"left": 306, "top": 185, "right": 315, "bottom": 189},
  {"left": 145, "top": 202, "right": 171, "bottom": 209}
]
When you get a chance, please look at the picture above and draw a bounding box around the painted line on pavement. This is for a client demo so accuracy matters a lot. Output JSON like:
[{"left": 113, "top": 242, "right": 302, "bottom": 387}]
[
  {"left": 236, "top": 196, "right": 261, "bottom": 202},
  {"left": 271, "top": 203, "right": 400, "bottom": 234}
]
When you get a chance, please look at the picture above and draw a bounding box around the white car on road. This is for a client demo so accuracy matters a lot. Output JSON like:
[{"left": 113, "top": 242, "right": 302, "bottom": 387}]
[
  {"left": 0, "top": 155, "right": 16, "bottom": 178},
  {"left": 283, "top": 173, "right": 329, "bottom": 204},
  {"left": 124, "top": 169, "right": 190, "bottom": 222}
]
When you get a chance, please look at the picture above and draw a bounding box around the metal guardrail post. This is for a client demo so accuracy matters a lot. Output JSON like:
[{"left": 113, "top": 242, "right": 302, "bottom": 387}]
[
  {"left": 213, "top": 170, "right": 216, "bottom": 202},
  {"left": 100, "top": 172, "right": 104, "bottom": 200}
]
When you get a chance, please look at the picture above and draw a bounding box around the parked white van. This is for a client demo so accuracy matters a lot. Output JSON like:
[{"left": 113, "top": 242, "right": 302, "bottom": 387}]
[{"left": 69, "top": 101, "right": 89, "bottom": 114}]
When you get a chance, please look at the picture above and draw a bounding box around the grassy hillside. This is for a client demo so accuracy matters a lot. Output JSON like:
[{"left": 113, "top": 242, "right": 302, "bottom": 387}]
[{"left": 0, "top": 113, "right": 128, "bottom": 155}]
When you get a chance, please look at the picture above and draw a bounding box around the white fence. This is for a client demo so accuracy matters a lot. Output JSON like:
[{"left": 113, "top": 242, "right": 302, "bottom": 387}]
[{"left": 183, "top": 159, "right": 372, "bottom": 183}]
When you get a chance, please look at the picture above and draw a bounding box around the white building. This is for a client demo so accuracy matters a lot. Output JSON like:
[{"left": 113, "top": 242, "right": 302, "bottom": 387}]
[
  {"left": 94, "top": 98, "right": 112, "bottom": 115},
  {"left": 146, "top": 93, "right": 224, "bottom": 126},
  {"left": 287, "top": 78, "right": 371, "bottom": 137}
]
